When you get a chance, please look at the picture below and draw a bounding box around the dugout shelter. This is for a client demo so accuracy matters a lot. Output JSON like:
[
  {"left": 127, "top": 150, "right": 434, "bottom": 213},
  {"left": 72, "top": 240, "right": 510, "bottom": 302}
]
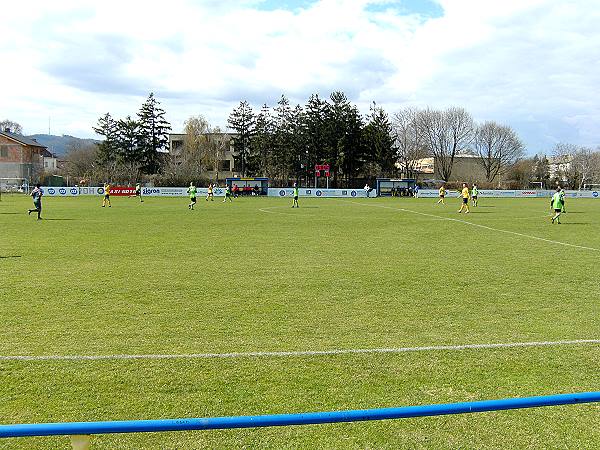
[
  {"left": 376, "top": 178, "right": 416, "bottom": 197},
  {"left": 225, "top": 177, "right": 269, "bottom": 195}
]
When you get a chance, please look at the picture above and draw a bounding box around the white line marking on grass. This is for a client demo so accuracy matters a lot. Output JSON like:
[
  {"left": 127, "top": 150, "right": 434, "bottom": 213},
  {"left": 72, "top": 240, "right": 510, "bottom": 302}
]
[
  {"left": 1, "top": 339, "right": 598, "bottom": 362},
  {"left": 349, "top": 202, "right": 600, "bottom": 252},
  {"left": 258, "top": 205, "right": 326, "bottom": 218},
  {"left": 258, "top": 206, "right": 292, "bottom": 215},
  {"left": 258, "top": 206, "right": 305, "bottom": 216}
]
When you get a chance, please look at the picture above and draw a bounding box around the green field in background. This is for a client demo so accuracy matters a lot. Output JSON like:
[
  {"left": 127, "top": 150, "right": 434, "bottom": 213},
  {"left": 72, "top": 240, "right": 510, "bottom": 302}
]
[{"left": 1, "top": 194, "right": 599, "bottom": 449}]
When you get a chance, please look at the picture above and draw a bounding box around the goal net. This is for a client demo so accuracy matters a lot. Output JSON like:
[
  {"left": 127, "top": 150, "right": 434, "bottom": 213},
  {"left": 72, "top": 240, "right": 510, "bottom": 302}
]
[{"left": 0, "top": 178, "right": 29, "bottom": 197}]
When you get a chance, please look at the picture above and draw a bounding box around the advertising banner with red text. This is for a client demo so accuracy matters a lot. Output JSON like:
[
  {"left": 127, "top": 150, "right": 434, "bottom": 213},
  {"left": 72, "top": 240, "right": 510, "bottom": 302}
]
[{"left": 109, "top": 186, "right": 137, "bottom": 196}]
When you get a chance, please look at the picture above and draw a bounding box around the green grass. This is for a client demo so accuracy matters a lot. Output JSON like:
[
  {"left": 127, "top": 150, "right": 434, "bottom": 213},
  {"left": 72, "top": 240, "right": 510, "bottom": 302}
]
[{"left": 1, "top": 194, "right": 599, "bottom": 449}]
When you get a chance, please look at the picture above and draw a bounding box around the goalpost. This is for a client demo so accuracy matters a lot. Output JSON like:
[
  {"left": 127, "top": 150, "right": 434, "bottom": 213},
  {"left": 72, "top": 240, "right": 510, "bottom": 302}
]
[
  {"left": 582, "top": 183, "right": 600, "bottom": 191},
  {"left": 0, "top": 178, "right": 29, "bottom": 201}
]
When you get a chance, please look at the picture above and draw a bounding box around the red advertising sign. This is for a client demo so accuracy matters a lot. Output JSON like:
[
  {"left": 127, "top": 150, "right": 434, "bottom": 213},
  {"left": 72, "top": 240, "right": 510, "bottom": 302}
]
[
  {"left": 314, "top": 164, "right": 330, "bottom": 171},
  {"left": 110, "top": 186, "right": 137, "bottom": 196},
  {"left": 315, "top": 171, "right": 321, "bottom": 177},
  {"left": 324, "top": 171, "right": 330, "bottom": 177}
]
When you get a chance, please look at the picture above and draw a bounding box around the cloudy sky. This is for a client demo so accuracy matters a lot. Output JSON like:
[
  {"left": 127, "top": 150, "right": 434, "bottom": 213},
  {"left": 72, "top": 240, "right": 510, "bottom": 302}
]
[{"left": 1, "top": 0, "right": 599, "bottom": 153}]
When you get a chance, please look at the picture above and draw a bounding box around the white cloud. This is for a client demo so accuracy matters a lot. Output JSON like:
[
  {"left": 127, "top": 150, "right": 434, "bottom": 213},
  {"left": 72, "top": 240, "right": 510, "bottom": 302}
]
[{"left": 1, "top": 0, "right": 599, "bottom": 152}]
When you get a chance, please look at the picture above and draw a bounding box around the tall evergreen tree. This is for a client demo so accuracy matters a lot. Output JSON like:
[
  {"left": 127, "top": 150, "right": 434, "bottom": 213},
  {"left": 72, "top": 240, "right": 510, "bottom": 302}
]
[
  {"left": 116, "top": 116, "right": 141, "bottom": 164},
  {"left": 136, "top": 93, "right": 171, "bottom": 174},
  {"left": 303, "top": 94, "right": 328, "bottom": 180},
  {"left": 364, "top": 102, "right": 396, "bottom": 177},
  {"left": 289, "top": 104, "right": 308, "bottom": 184},
  {"left": 272, "top": 95, "right": 295, "bottom": 181},
  {"left": 93, "top": 113, "right": 119, "bottom": 165},
  {"left": 251, "top": 104, "right": 275, "bottom": 177},
  {"left": 532, "top": 154, "right": 550, "bottom": 187},
  {"left": 227, "top": 100, "right": 255, "bottom": 176},
  {"left": 325, "top": 91, "right": 365, "bottom": 186}
]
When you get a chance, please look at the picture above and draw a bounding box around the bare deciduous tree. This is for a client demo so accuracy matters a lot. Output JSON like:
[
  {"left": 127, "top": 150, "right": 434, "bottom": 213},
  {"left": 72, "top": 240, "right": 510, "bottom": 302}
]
[
  {"left": 550, "top": 143, "right": 599, "bottom": 189},
  {"left": 182, "top": 115, "right": 210, "bottom": 170},
  {"left": 419, "top": 107, "right": 474, "bottom": 181},
  {"left": 473, "top": 121, "right": 524, "bottom": 183},
  {"left": 0, "top": 119, "right": 23, "bottom": 134},
  {"left": 61, "top": 143, "right": 99, "bottom": 185},
  {"left": 202, "top": 126, "right": 230, "bottom": 182},
  {"left": 392, "top": 107, "right": 427, "bottom": 179},
  {"left": 550, "top": 142, "right": 577, "bottom": 185}
]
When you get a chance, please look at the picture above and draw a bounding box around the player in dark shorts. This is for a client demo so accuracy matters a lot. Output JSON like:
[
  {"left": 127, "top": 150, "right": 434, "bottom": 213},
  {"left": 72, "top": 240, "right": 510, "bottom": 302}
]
[
  {"left": 437, "top": 185, "right": 446, "bottom": 204},
  {"left": 471, "top": 184, "right": 479, "bottom": 207},
  {"left": 134, "top": 183, "right": 143, "bottom": 202},
  {"left": 28, "top": 184, "right": 44, "bottom": 220},
  {"left": 223, "top": 184, "right": 233, "bottom": 203},
  {"left": 187, "top": 182, "right": 197, "bottom": 210},
  {"left": 551, "top": 188, "right": 564, "bottom": 224},
  {"left": 458, "top": 183, "right": 470, "bottom": 213},
  {"left": 102, "top": 183, "right": 111, "bottom": 207},
  {"left": 292, "top": 182, "right": 299, "bottom": 208}
]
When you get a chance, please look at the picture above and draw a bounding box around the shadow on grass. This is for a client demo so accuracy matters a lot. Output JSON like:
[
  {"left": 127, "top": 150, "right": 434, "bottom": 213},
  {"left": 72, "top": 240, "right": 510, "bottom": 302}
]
[
  {"left": 558, "top": 222, "right": 590, "bottom": 225},
  {"left": 0, "top": 212, "right": 21, "bottom": 215},
  {"left": 43, "top": 218, "right": 76, "bottom": 221},
  {"left": 0, "top": 255, "right": 21, "bottom": 259},
  {"left": 477, "top": 205, "right": 496, "bottom": 208}
]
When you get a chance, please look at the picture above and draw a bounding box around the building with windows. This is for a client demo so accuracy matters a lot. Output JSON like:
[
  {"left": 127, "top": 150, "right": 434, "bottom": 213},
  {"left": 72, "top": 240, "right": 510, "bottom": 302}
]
[
  {"left": 0, "top": 129, "right": 54, "bottom": 182},
  {"left": 548, "top": 155, "right": 573, "bottom": 182},
  {"left": 403, "top": 153, "right": 496, "bottom": 184},
  {"left": 168, "top": 133, "right": 239, "bottom": 179}
]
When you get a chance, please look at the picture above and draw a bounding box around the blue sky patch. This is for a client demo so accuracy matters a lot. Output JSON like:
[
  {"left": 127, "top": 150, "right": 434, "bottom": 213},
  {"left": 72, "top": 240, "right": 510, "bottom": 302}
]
[
  {"left": 256, "top": 0, "right": 317, "bottom": 12},
  {"left": 365, "top": 0, "right": 443, "bottom": 19}
]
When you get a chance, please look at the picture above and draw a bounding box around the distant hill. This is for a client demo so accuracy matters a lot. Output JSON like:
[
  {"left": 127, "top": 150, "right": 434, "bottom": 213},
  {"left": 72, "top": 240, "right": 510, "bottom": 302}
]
[{"left": 27, "top": 134, "right": 100, "bottom": 156}]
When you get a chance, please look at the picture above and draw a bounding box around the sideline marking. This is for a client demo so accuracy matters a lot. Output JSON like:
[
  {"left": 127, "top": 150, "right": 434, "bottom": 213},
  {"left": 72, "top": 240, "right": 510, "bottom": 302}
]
[
  {"left": 258, "top": 205, "right": 324, "bottom": 218},
  {"left": 258, "top": 206, "right": 305, "bottom": 217},
  {"left": 350, "top": 202, "right": 600, "bottom": 252},
  {"left": 1, "top": 339, "right": 598, "bottom": 362}
]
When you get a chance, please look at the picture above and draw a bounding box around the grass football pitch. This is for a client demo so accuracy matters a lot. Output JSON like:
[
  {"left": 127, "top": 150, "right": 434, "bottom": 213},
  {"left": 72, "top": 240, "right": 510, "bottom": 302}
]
[{"left": 1, "top": 194, "right": 599, "bottom": 449}]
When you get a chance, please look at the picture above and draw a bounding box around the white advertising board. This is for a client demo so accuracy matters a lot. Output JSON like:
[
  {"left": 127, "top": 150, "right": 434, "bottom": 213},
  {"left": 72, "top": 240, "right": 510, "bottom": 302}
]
[
  {"left": 138, "top": 187, "right": 227, "bottom": 197},
  {"left": 416, "top": 189, "right": 600, "bottom": 198},
  {"left": 268, "top": 188, "right": 373, "bottom": 198},
  {"left": 43, "top": 187, "right": 600, "bottom": 199},
  {"left": 42, "top": 187, "right": 81, "bottom": 196}
]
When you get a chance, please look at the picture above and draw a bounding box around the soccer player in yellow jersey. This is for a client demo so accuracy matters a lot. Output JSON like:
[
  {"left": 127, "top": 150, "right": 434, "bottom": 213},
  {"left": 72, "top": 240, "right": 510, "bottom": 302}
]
[
  {"left": 437, "top": 184, "right": 446, "bottom": 204},
  {"left": 458, "top": 183, "right": 470, "bottom": 213},
  {"left": 102, "top": 183, "right": 111, "bottom": 207}
]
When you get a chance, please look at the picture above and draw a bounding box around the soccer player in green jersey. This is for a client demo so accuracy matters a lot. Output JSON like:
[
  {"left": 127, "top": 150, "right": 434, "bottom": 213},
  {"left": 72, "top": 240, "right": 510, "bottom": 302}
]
[
  {"left": 551, "top": 188, "right": 564, "bottom": 224},
  {"left": 471, "top": 184, "right": 479, "bottom": 207},
  {"left": 292, "top": 182, "right": 299, "bottom": 208},
  {"left": 223, "top": 184, "right": 233, "bottom": 203},
  {"left": 560, "top": 188, "right": 566, "bottom": 213},
  {"left": 187, "top": 182, "right": 197, "bottom": 210}
]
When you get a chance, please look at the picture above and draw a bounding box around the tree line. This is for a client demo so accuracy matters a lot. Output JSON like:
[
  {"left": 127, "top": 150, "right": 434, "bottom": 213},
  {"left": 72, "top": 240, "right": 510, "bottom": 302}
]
[
  {"left": 91, "top": 93, "right": 171, "bottom": 183},
  {"left": 6, "top": 90, "right": 600, "bottom": 189},
  {"left": 508, "top": 145, "right": 600, "bottom": 190},
  {"left": 227, "top": 92, "right": 526, "bottom": 187}
]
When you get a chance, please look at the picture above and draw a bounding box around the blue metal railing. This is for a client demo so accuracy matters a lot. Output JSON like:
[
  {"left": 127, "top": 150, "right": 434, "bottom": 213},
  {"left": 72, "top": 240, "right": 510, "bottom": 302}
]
[{"left": 1, "top": 392, "right": 599, "bottom": 439}]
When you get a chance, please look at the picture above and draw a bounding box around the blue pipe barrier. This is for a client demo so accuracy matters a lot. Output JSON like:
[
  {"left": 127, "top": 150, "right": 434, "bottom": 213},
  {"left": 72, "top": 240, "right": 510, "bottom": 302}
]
[{"left": 1, "top": 392, "right": 599, "bottom": 438}]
